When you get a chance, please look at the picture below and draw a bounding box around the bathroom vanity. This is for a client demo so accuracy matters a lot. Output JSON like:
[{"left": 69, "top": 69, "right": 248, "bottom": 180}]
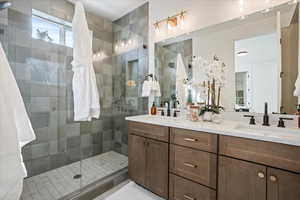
[{"left": 126, "top": 115, "right": 300, "bottom": 200}]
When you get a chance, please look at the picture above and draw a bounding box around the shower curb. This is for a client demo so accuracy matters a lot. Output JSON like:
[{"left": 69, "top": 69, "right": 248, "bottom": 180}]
[{"left": 59, "top": 168, "right": 128, "bottom": 200}]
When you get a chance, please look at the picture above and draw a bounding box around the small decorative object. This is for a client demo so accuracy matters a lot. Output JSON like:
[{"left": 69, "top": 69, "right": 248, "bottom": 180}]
[
  {"left": 192, "top": 55, "right": 226, "bottom": 121},
  {"left": 202, "top": 111, "right": 213, "bottom": 122},
  {"left": 190, "top": 105, "right": 200, "bottom": 122},
  {"left": 127, "top": 80, "right": 136, "bottom": 87}
]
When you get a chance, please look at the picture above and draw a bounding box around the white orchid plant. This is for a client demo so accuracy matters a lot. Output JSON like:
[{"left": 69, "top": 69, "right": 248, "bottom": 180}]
[{"left": 191, "top": 55, "right": 227, "bottom": 115}]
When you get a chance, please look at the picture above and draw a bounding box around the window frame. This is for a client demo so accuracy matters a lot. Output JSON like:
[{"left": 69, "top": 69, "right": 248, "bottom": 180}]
[{"left": 32, "top": 9, "right": 73, "bottom": 48}]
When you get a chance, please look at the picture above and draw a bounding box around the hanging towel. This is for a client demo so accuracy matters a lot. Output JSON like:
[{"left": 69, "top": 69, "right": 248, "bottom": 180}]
[
  {"left": 142, "top": 80, "right": 152, "bottom": 97},
  {"left": 176, "top": 54, "right": 188, "bottom": 106},
  {"left": 0, "top": 42, "right": 36, "bottom": 200},
  {"left": 72, "top": 2, "right": 100, "bottom": 121},
  {"left": 152, "top": 80, "right": 161, "bottom": 97},
  {"left": 294, "top": 75, "right": 300, "bottom": 97}
]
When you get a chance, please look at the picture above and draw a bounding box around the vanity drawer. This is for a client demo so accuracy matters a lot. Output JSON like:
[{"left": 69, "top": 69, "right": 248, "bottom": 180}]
[
  {"left": 169, "top": 174, "right": 216, "bottom": 200},
  {"left": 170, "top": 128, "right": 218, "bottom": 153},
  {"left": 170, "top": 144, "right": 217, "bottom": 188},
  {"left": 219, "top": 135, "right": 300, "bottom": 173},
  {"left": 128, "top": 121, "right": 169, "bottom": 142}
]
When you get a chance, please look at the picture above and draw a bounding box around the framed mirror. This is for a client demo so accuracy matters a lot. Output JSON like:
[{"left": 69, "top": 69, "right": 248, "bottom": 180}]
[{"left": 155, "top": 2, "right": 299, "bottom": 115}]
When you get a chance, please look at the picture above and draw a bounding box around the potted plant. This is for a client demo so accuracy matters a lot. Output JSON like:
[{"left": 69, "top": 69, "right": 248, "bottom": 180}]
[{"left": 194, "top": 56, "right": 226, "bottom": 121}]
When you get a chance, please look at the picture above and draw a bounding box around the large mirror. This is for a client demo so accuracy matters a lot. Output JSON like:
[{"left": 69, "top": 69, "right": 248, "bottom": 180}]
[{"left": 155, "top": 3, "right": 299, "bottom": 115}]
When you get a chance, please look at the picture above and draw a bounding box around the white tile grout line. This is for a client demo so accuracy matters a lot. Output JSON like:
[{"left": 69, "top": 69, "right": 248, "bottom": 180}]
[{"left": 21, "top": 151, "right": 128, "bottom": 200}]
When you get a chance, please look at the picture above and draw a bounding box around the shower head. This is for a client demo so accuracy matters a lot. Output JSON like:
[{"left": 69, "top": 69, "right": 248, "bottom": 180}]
[{"left": 0, "top": 1, "right": 11, "bottom": 10}]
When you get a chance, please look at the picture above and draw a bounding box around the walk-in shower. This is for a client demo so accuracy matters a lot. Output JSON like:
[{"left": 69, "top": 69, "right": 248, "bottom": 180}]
[{"left": 0, "top": 0, "right": 149, "bottom": 199}]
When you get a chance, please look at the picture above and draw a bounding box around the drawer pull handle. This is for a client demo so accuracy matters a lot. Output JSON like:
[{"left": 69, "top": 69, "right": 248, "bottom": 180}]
[
  {"left": 184, "top": 162, "right": 197, "bottom": 168},
  {"left": 184, "top": 138, "right": 198, "bottom": 142},
  {"left": 257, "top": 172, "right": 265, "bottom": 179},
  {"left": 270, "top": 175, "right": 277, "bottom": 182},
  {"left": 184, "top": 194, "right": 196, "bottom": 200}
]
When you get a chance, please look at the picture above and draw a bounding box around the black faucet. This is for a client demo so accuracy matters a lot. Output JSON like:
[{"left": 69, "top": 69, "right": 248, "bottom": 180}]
[
  {"left": 164, "top": 101, "right": 171, "bottom": 117},
  {"left": 262, "top": 102, "right": 270, "bottom": 126},
  {"left": 278, "top": 117, "right": 293, "bottom": 128},
  {"left": 173, "top": 110, "right": 180, "bottom": 117},
  {"left": 158, "top": 109, "right": 165, "bottom": 116},
  {"left": 244, "top": 115, "right": 256, "bottom": 125},
  {"left": 173, "top": 100, "right": 180, "bottom": 109}
]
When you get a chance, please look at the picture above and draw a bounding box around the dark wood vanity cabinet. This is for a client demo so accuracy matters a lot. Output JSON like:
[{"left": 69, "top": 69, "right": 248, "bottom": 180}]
[
  {"left": 218, "top": 156, "right": 267, "bottom": 200},
  {"left": 267, "top": 168, "right": 300, "bottom": 200},
  {"left": 219, "top": 136, "right": 300, "bottom": 200},
  {"left": 128, "top": 134, "right": 146, "bottom": 186},
  {"left": 128, "top": 121, "right": 300, "bottom": 200},
  {"left": 146, "top": 139, "right": 169, "bottom": 198},
  {"left": 128, "top": 122, "right": 169, "bottom": 199}
]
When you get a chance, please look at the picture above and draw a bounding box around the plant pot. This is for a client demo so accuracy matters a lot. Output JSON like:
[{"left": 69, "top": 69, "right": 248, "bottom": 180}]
[{"left": 202, "top": 111, "right": 214, "bottom": 122}]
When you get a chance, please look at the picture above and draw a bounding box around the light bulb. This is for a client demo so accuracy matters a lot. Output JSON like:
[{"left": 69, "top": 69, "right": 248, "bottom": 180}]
[
  {"left": 179, "top": 14, "right": 185, "bottom": 27},
  {"left": 167, "top": 21, "right": 172, "bottom": 30},
  {"left": 154, "top": 23, "right": 160, "bottom": 34}
]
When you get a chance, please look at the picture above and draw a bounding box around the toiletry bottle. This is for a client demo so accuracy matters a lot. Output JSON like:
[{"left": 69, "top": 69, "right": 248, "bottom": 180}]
[
  {"left": 296, "top": 105, "right": 300, "bottom": 128},
  {"left": 151, "top": 102, "right": 157, "bottom": 115}
]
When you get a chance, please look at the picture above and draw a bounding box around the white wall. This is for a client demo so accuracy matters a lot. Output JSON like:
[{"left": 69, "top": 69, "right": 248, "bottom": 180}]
[{"left": 236, "top": 62, "right": 278, "bottom": 113}]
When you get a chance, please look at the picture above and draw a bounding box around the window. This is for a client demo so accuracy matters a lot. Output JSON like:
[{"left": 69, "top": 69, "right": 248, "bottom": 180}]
[{"left": 32, "top": 9, "right": 73, "bottom": 48}]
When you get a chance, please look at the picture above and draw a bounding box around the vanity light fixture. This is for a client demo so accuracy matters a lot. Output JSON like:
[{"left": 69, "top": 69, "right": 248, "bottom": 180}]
[
  {"left": 167, "top": 16, "right": 177, "bottom": 30},
  {"left": 179, "top": 11, "right": 185, "bottom": 27},
  {"left": 153, "top": 11, "right": 187, "bottom": 35},
  {"left": 237, "top": 50, "right": 249, "bottom": 57},
  {"left": 93, "top": 50, "right": 107, "bottom": 62},
  {"left": 114, "top": 37, "right": 139, "bottom": 55}
]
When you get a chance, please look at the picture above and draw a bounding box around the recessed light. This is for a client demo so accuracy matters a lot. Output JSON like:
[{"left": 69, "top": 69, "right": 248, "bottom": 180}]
[
  {"left": 237, "top": 51, "right": 249, "bottom": 56},
  {"left": 261, "top": 7, "right": 272, "bottom": 13},
  {"left": 288, "top": 0, "right": 298, "bottom": 4}
]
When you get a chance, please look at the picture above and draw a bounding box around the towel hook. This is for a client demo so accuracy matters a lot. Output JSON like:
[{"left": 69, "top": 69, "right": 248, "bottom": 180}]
[{"left": 145, "top": 74, "right": 157, "bottom": 81}]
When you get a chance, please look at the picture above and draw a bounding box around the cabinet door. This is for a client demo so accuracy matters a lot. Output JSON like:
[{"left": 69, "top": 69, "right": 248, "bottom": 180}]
[
  {"left": 218, "top": 156, "right": 266, "bottom": 200},
  {"left": 128, "top": 134, "right": 146, "bottom": 186},
  {"left": 268, "top": 168, "right": 300, "bottom": 200},
  {"left": 146, "top": 139, "right": 169, "bottom": 199}
]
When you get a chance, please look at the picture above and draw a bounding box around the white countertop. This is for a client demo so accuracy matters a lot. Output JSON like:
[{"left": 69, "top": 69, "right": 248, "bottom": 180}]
[{"left": 126, "top": 115, "right": 300, "bottom": 147}]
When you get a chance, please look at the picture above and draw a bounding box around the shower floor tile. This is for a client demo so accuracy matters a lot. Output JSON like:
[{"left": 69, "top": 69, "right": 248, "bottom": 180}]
[{"left": 20, "top": 151, "right": 128, "bottom": 200}]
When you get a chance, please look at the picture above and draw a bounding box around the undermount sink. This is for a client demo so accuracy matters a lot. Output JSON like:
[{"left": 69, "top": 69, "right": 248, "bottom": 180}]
[{"left": 234, "top": 123, "right": 300, "bottom": 139}]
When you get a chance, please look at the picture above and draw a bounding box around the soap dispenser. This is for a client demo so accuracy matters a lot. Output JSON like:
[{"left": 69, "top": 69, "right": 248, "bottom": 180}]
[{"left": 151, "top": 102, "right": 157, "bottom": 115}]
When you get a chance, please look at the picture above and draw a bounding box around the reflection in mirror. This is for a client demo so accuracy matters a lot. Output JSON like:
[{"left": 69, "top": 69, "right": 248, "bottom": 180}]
[
  {"left": 155, "top": 39, "right": 193, "bottom": 105},
  {"left": 234, "top": 33, "right": 278, "bottom": 113},
  {"left": 155, "top": 2, "right": 299, "bottom": 115}
]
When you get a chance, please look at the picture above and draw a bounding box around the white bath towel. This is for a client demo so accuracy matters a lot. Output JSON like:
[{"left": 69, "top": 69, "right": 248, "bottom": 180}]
[
  {"left": 72, "top": 1, "right": 100, "bottom": 121},
  {"left": 0, "top": 42, "right": 36, "bottom": 200},
  {"left": 142, "top": 80, "right": 152, "bottom": 97},
  {"left": 152, "top": 80, "right": 161, "bottom": 97},
  {"left": 142, "top": 80, "right": 161, "bottom": 97},
  {"left": 176, "top": 54, "right": 188, "bottom": 106},
  {"left": 294, "top": 75, "right": 300, "bottom": 97}
]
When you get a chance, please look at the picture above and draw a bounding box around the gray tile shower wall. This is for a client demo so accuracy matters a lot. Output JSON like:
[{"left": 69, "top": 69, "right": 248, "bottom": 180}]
[
  {"left": 112, "top": 3, "right": 149, "bottom": 155},
  {"left": 0, "top": 0, "right": 114, "bottom": 177},
  {"left": 155, "top": 39, "right": 192, "bottom": 102}
]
